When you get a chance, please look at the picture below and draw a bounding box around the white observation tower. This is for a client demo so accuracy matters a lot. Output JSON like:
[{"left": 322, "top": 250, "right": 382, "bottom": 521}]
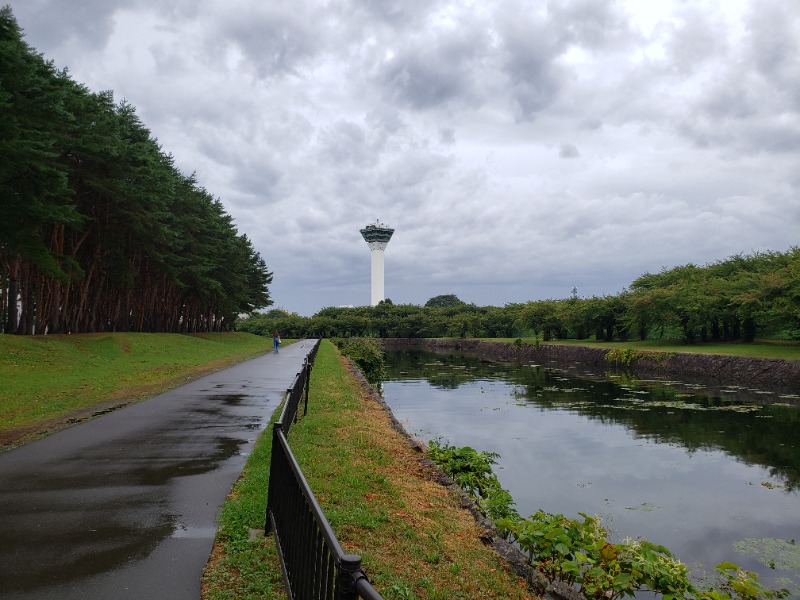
[{"left": 360, "top": 221, "right": 394, "bottom": 306}]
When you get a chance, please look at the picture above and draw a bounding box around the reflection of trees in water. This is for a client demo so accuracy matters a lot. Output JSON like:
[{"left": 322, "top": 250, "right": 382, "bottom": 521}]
[
  {"left": 384, "top": 350, "right": 800, "bottom": 491},
  {"left": 386, "top": 351, "right": 498, "bottom": 389}
]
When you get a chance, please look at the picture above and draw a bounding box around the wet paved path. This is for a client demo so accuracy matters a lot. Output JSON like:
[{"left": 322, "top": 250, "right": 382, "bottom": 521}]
[{"left": 0, "top": 339, "right": 317, "bottom": 599}]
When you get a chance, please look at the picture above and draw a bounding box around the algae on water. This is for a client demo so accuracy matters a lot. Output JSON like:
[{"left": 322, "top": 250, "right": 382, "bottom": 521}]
[{"left": 734, "top": 537, "right": 800, "bottom": 572}]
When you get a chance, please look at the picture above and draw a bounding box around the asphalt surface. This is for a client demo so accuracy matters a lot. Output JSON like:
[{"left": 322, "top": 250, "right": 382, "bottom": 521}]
[{"left": 0, "top": 339, "right": 318, "bottom": 599}]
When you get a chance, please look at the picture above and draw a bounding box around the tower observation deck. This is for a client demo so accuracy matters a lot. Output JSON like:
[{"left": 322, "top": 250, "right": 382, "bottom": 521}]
[{"left": 360, "top": 222, "right": 394, "bottom": 306}]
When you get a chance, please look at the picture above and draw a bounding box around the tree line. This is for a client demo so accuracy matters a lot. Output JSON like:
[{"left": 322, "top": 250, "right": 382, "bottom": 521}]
[
  {"left": 1, "top": 8, "right": 272, "bottom": 334},
  {"left": 241, "top": 248, "right": 800, "bottom": 344}
]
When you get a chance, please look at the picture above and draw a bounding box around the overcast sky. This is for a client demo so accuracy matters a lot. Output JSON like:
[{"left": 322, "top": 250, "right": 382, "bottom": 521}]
[{"left": 8, "top": 0, "right": 799, "bottom": 315}]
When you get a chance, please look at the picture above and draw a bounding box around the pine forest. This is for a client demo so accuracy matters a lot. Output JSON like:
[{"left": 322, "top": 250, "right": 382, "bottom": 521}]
[{"left": 1, "top": 8, "right": 273, "bottom": 335}]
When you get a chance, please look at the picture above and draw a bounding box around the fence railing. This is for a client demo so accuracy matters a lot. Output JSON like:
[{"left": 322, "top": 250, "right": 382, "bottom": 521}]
[
  {"left": 274, "top": 340, "right": 320, "bottom": 436},
  {"left": 265, "top": 340, "right": 383, "bottom": 600}
]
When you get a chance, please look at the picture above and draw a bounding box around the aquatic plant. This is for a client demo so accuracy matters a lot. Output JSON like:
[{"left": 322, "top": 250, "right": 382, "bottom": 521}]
[
  {"left": 427, "top": 439, "right": 502, "bottom": 500},
  {"left": 427, "top": 442, "right": 789, "bottom": 599}
]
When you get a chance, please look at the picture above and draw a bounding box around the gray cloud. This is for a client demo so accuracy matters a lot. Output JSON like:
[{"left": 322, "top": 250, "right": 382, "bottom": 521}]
[
  {"left": 344, "top": 0, "right": 443, "bottom": 28},
  {"left": 746, "top": 1, "right": 800, "bottom": 89},
  {"left": 559, "top": 143, "right": 580, "bottom": 158},
  {"left": 495, "top": 8, "right": 565, "bottom": 120},
  {"left": 317, "top": 120, "right": 376, "bottom": 167},
  {"left": 375, "top": 23, "right": 490, "bottom": 110},
  {"left": 548, "top": 0, "right": 635, "bottom": 49},
  {"left": 664, "top": 8, "right": 726, "bottom": 74},
  {"left": 12, "top": 0, "right": 126, "bottom": 52},
  {"left": 213, "top": 4, "right": 325, "bottom": 77},
  {"left": 5, "top": 0, "right": 799, "bottom": 314}
]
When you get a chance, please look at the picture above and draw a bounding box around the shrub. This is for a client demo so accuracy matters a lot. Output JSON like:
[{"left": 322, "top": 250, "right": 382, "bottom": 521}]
[
  {"left": 428, "top": 440, "right": 519, "bottom": 538},
  {"left": 337, "top": 337, "right": 386, "bottom": 383},
  {"left": 428, "top": 440, "right": 501, "bottom": 499},
  {"left": 605, "top": 347, "right": 641, "bottom": 367}
]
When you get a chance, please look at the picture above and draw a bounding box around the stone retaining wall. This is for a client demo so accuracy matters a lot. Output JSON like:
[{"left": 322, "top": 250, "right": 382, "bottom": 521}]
[{"left": 380, "top": 338, "right": 800, "bottom": 391}]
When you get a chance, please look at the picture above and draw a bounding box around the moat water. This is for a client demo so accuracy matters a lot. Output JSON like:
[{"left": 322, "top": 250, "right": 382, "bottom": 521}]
[{"left": 381, "top": 349, "right": 800, "bottom": 596}]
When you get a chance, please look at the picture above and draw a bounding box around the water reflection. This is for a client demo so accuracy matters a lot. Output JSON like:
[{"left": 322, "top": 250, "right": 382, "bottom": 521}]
[
  {"left": 0, "top": 394, "right": 253, "bottom": 593},
  {"left": 382, "top": 349, "right": 800, "bottom": 595}
]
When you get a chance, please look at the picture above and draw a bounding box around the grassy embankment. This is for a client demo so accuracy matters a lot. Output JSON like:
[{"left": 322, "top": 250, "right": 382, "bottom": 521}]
[
  {"left": 0, "top": 332, "right": 276, "bottom": 448},
  {"left": 500, "top": 337, "right": 800, "bottom": 361},
  {"left": 203, "top": 339, "right": 535, "bottom": 599}
]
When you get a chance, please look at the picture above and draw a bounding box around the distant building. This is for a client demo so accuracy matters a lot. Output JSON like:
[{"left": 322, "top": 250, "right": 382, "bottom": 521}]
[{"left": 359, "top": 221, "right": 394, "bottom": 306}]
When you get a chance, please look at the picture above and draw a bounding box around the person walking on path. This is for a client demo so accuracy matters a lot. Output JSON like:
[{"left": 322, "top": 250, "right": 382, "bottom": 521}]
[{"left": 273, "top": 329, "right": 280, "bottom": 353}]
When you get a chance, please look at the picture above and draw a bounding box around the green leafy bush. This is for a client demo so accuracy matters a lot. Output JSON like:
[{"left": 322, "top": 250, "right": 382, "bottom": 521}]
[
  {"left": 605, "top": 347, "right": 641, "bottom": 367},
  {"left": 427, "top": 440, "right": 501, "bottom": 498},
  {"left": 428, "top": 439, "right": 520, "bottom": 538},
  {"left": 337, "top": 337, "right": 386, "bottom": 383}
]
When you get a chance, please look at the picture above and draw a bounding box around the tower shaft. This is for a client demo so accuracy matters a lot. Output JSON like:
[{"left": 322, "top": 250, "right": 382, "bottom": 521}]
[{"left": 370, "top": 247, "right": 385, "bottom": 306}]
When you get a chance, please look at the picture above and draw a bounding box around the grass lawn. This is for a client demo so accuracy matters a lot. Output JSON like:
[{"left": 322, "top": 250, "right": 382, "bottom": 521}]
[
  {"left": 0, "top": 332, "right": 276, "bottom": 447},
  {"left": 493, "top": 337, "right": 800, "bottom": 361},
  {"left": 203, "top": 340, "right": 537, "bottom": 600}
]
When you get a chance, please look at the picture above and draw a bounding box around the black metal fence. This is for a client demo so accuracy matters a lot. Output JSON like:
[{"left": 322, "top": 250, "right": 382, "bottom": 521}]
[
  {"left": 266, "top": 340, "right": 383, "bottom": 600},
  {"left": 274, "top": 339, "right": 320, "bottom": 436}
]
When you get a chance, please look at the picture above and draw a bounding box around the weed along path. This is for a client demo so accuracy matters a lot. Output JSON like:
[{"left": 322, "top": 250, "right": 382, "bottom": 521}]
[{"left": 0, "top": 340, "right": 318, "bottom": 600}]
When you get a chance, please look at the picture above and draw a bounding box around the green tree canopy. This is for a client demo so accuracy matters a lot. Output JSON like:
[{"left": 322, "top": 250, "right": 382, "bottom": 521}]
[{"left": 425, "top": 294, "right": 465, "bottom": 308}]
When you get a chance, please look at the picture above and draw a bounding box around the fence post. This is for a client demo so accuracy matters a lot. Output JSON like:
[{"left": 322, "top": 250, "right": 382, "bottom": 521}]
[
  {"left": 286, "top": 386, "right": 294, "bottom": 429},
  {"left": 293, "top": 376, "right": 300, "bottom": 424},
  {"left": 264, "top": 421, "right": 282, "bottom": 535},
  {"left": 304, "top": 358, "right": 311, "bottom": 416},
  {"left": 336, "top": 554, "right": 363, "bottom": 600}
]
